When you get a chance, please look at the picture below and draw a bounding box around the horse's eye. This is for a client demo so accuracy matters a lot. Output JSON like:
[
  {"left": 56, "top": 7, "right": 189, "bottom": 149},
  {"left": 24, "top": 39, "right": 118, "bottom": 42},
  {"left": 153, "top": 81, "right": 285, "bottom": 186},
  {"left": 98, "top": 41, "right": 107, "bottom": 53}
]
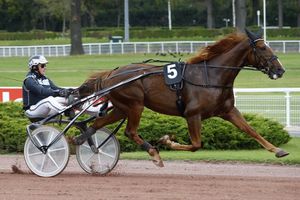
[{"left": 260, "top": 46, "right": 267, "bottom": 51}]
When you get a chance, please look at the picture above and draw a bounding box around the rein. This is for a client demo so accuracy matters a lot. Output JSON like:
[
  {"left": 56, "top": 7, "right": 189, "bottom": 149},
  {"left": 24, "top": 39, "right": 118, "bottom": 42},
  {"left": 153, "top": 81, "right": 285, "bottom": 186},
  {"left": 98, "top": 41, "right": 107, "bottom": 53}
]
[{"left": 142, "top": 59, "right": 261, "bottom": 72}]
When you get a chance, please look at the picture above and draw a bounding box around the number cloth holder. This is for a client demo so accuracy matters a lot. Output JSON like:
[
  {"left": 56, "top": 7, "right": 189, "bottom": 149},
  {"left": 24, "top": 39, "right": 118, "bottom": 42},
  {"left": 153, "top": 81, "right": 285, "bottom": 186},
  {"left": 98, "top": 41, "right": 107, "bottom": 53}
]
[
  {"left": 163, "top": 63, "right": 182, "bottom": 85},
  {"left": 163, "top": 62, "right": 185, "bottom": 116}
]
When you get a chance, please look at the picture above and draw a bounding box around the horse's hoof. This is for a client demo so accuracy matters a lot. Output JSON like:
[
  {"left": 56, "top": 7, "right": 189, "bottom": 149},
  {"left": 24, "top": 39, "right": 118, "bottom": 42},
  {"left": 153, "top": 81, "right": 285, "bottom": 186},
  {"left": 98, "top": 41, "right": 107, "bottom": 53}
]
[
  {"left": 275, "top": 149, "right": 289, "bottom": 158},
  {"left": 152, "top": 159, "right": 164, "bottom": 167},
  {"left": 157, "top": 135, "right": 170, "bottom": 145}
]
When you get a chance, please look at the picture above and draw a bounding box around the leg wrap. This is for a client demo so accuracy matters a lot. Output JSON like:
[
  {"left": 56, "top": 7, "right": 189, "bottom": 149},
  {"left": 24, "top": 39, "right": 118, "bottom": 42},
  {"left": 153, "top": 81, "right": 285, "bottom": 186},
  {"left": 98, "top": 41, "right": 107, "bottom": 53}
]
[
  {"left": 73, "top": 127, "right": 96, "bottom": 145},
  {"left": 140, "top": 141, "right": 153, "bottom": 151}
]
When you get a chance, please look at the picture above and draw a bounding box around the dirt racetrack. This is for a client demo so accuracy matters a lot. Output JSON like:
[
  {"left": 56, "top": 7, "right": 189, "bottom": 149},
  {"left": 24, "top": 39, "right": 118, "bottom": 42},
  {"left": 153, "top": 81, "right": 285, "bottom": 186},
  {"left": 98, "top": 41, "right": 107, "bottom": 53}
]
[{"left": 1, "top": 155, "right": 300, "bottom": 200}]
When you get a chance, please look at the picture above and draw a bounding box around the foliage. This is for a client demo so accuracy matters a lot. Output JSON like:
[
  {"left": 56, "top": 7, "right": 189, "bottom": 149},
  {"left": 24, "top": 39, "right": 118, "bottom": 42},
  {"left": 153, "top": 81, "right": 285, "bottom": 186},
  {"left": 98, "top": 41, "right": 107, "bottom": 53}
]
[
  {"left": 1, "top": 27, "right": 300, "bottom": 41},
  {"left": 0, "top": 102, "right": 29, "bottom": 153},
  {"left": 0, "top": 0, "right": 299, "bottom": 32},
  {"left": 0, "top": 30, "right": 60, "bottom": 40},
  {"left": 0, "top": 103, "right": 291, "bottom": 153}
]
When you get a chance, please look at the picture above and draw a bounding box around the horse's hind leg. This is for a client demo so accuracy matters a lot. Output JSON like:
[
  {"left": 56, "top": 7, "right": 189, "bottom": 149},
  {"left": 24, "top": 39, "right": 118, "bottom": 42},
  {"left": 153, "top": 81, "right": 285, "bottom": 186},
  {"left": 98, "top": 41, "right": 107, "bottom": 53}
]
[
  {"left": 221, "top": 107, "right": 289, "bottom": 157},
  {"left": 158, "top": 114, "right": 202, "bottom": 151},
  {"left": 125, "top": 105, "right": 164, "bottom": 167}
]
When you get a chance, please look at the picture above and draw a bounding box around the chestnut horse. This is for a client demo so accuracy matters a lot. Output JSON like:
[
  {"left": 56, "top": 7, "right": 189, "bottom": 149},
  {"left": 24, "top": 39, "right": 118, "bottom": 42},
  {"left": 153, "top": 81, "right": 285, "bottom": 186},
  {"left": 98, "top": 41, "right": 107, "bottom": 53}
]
[{"left": 74, "top": 29, "right": 288, "bottom": 167}]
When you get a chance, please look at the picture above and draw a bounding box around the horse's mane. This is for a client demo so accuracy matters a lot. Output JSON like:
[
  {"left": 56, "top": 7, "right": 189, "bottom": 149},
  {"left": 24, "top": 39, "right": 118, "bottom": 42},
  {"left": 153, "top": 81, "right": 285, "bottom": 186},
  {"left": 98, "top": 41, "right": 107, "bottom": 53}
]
[
  {"left": 187, "top": 32, "right": 247, "bottom": 64},
  {"left": 81, "top": 70, "right": 111, "bottom": 92}
]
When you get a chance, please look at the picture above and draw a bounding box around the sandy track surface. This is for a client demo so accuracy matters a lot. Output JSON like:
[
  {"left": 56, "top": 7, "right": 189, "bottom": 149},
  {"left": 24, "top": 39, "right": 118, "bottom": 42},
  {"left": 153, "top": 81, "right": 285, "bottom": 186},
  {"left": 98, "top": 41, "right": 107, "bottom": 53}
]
[{"left": 1, "top": 155, "right": 300, "bottom": 200}]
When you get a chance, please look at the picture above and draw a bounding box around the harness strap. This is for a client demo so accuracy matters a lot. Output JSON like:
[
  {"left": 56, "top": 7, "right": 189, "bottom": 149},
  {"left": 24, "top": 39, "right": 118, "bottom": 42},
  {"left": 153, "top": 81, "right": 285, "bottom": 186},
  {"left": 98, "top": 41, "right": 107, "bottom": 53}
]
[
  {"left": 204, "top": 61, "right": 210, "bottom": 86},
  {"left": 176, "top": 89, "right": 185, "bottom": 116},
  {"left": 107, "top": 66, "right": 162, "bottom": 80}
]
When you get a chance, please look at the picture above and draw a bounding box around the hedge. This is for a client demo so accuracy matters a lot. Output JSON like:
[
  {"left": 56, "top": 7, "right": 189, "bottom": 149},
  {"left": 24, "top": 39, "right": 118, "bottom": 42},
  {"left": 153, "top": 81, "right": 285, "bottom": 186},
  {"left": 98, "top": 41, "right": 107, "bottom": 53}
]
[
  {"left": 0, "top": 30, "right": 60, "bottom": 41},
  {"left": 1, "top": 27, "right": 300, "bottom": 41},
  {"left": 0, "top": 102, "right": 291, "bottom": 153}
]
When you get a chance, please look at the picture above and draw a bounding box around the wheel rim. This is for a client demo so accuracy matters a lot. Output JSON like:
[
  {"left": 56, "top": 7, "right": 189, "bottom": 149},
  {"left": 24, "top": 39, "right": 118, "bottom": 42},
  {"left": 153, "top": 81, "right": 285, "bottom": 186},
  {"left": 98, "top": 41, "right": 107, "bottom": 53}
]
[
  {"left": 76, "top": 128, "right": 120, "bottom": 174},
  {"left": 24, "top": 126, "right": 69, "bottom": 177}
]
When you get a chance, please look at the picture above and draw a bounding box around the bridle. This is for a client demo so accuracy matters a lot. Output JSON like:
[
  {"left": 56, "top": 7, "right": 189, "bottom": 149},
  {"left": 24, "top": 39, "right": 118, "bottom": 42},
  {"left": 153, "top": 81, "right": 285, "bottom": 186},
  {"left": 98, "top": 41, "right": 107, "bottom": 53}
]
[{"left": 249, "top": 38, "right": 279, "bottom": 75}]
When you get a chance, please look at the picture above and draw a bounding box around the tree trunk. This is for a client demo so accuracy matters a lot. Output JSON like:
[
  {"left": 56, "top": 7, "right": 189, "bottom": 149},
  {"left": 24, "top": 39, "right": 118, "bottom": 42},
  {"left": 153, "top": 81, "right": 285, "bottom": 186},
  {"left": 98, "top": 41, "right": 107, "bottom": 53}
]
[
  {"left": 298, "top": 0, "right": 300, "bottom": 27},
  {"left": 235, "top": 0, "right": 246, "bottom": 31},
  {"left": 278, "top": 0, "right": 283, "bottom": 28},
  {"left": 116, "top": 0, "right": 121, "bottom": 28},
  {"left": 252, "top": 0, "right": 260, "bottom": 25},
  {"left": 43, "top": 16, "right": 47, "bottom": 30},
  {"left": 70, "top": 0, "right": 84, "bottom": 55},
  {"left": 206, "top": 0, "right": 214, "bottom": 28},
  {"left": 62, "top": 14, "right": 66, "bottom": 36}
]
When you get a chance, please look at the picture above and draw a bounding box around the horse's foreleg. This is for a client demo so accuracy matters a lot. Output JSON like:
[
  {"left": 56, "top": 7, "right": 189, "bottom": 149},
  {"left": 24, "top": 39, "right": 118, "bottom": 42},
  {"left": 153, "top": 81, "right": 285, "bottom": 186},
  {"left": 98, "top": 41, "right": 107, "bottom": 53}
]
[
  {"left": 222, "top": 107, "right": 289, "bottom": 157},
  {"left": 159, "top": 115, "right": 202, "bottom": 151},
  {"left": 73, "top": 108, "right": 125, "bottom": 145},
  {"left": 125, "top": 106, "right": 164, "bottom": 167}
]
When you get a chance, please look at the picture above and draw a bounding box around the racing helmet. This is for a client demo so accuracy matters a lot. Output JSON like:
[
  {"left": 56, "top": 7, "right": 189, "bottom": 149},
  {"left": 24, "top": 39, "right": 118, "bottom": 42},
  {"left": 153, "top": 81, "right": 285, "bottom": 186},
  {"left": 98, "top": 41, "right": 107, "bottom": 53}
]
[{"left": 28, "top": 55, "right": 48, "bottom": 70}]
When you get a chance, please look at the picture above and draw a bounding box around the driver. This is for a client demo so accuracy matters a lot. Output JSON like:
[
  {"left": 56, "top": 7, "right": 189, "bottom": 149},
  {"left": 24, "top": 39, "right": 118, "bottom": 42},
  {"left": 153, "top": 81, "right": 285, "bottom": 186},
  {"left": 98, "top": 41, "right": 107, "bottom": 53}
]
[{"left": 22, "top": 55, "right": 74, "bottom": 119}]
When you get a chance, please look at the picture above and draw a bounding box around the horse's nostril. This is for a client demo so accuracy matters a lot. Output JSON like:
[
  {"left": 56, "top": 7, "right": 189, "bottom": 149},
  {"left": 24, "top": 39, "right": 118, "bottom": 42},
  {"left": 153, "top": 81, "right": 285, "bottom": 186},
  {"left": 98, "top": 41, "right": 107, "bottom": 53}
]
[{"left": 277, "top": 68, "right": 285, "bottom": 75}]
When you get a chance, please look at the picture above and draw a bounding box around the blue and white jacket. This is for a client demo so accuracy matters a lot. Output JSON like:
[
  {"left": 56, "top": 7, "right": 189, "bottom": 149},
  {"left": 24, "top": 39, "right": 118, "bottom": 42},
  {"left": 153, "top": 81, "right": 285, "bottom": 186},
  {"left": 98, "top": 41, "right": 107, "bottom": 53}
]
[{"left": 22, "top": 71, "right": 62, "bottom": 110}]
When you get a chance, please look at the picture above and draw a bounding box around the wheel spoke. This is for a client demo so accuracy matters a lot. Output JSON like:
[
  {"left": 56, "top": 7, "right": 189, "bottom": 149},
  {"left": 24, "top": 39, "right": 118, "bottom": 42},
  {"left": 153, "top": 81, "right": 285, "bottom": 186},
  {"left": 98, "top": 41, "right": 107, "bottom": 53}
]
[
  {"left": 97, "top": 153, "right": 102, "bottom": 171},
  {"left": 40, "top": 154, "right": 47, "bottom": 171},
  {"left": 84, "top": 153, "right": 95, "bottom": 164},
  {"left": 99, "top": 150, "right": 115, "bottom": 158},
  {"left": 47, "top": 131, "right": 55, "bottom": 146},
  {"left": 94, "top": 134, "right": 99, "bottom": 147},
  {"left": 46, "top": 153, "right": 60, "bottom": 169},
  {"left": 34, "top": 135, "right": 44, "bottom": 146},
  {"left": 28, "top": 151, "right": 44, "bottom": 157},
  {"left": 48, "top": 146, "right": 67, "bottom": 153}
]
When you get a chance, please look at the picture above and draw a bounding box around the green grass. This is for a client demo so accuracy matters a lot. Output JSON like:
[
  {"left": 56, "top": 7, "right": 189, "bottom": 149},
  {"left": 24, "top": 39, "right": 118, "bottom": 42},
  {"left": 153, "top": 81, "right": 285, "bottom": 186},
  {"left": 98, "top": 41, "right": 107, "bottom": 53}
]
[
  {"left": 120, "top": 137, "right": 300, "bottom": 165},
  {"left": 0, "top": 53, "right": 299, "bottom": 87}
]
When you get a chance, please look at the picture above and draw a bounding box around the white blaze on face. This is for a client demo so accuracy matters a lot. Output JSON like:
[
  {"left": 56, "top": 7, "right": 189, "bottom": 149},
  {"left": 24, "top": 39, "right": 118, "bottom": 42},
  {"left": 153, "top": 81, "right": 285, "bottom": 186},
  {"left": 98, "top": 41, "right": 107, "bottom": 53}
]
[
  {"left": 277, "top": 58, "right": 285, "bottom": 71},
  {"left": 264, "top": 41, "right": 270, "bottom": 48}
]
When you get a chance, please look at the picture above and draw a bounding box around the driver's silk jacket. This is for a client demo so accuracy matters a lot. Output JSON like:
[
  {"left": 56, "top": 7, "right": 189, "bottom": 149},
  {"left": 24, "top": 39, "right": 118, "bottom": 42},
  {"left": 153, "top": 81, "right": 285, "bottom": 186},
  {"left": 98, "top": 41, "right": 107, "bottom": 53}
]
[{"left": 22, "top": 71, "right": 62, "bottom": 110}]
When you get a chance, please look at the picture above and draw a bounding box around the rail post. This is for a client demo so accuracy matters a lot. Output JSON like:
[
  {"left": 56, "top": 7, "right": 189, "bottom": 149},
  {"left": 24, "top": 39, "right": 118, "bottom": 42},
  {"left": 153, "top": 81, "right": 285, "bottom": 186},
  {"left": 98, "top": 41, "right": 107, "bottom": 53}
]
[{"left": 285, "top": 91, "right": 291, "bottom": 127}]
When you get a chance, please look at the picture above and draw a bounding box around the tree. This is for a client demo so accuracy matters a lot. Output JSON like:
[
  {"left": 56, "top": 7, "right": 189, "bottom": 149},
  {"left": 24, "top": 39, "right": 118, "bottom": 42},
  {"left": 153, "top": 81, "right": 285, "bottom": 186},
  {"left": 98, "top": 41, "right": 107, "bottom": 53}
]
[
  {"left": 70, "top": 0, "right": 84, "bottom": 55},
  {"left": 206, "top": 0, "right": 214, "bottom": 28},
  {"left": 34, "top": 0, "right": 70, "bottom": 34},
  {"left": 298, "top": 0, "right": 300, "bottom": 27},
  {"left": 235, "top": 0, "right": 246, "bottom": 31},
  {"left": 278, "top": 0, "right": 283, "bottom": 28},
  {"left": 251, "top": 0, "right": 260, "bottom": 26}
]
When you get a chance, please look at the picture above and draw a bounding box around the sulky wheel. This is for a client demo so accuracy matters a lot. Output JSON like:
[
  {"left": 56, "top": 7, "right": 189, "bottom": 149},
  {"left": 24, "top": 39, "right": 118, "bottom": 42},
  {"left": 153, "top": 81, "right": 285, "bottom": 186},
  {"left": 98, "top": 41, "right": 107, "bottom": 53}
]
[
  {"left": 24, "top": 126, "right": 69, "bottom": 177},
  {"left": 76, "top": 128, "right": 120, "bottom": 175}
]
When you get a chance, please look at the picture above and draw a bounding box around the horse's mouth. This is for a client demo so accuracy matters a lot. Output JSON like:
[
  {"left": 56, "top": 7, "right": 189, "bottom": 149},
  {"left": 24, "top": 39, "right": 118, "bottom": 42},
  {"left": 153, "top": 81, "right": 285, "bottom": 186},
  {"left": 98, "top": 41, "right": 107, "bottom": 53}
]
[{"left": 268, "top": 71, "right": 284, "bottom": 80}]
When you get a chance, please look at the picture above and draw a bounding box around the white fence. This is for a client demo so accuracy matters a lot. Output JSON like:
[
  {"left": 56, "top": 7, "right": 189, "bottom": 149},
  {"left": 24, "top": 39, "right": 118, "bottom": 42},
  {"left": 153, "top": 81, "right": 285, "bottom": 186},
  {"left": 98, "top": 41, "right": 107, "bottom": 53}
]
[
  {"left": 0, "top": 40, "right": 300, "bottom": 57},
  {"left": 234, "top": 88, "right": 300, "bottom": 127},
  {"left": 1, "top": 87, "right": 299, "bottom": 128}
]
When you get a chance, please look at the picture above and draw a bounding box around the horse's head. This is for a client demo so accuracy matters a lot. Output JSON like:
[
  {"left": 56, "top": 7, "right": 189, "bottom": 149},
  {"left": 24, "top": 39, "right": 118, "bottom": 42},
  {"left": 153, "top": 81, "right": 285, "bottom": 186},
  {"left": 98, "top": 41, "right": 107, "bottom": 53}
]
[
  {"left": 245, "top": 29, "right": 285, "bottom": 80},
  {"left": 76, "top": 70, "right": 111, "bottom": 98},
  {"left": 76, "top": 78, "right": 98, "bottom": 98}
]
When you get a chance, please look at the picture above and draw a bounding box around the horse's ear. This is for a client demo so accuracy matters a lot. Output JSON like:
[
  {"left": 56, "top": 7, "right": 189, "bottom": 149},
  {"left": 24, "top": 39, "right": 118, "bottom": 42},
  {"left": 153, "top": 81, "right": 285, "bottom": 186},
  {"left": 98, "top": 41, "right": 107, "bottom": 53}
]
[
  {"left": 245, "top": 28, "right": 257, "bottom": 41},
  {"left": 257, "top": 29, "right": 263, "bottom": 38}
]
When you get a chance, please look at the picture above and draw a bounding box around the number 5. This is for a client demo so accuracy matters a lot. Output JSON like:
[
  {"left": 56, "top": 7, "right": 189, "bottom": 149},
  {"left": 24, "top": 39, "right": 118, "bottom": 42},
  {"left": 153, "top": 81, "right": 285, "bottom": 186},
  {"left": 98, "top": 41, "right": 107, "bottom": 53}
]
[{"left": 167, "top": 64, "right": 178, "bottom": 79}]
